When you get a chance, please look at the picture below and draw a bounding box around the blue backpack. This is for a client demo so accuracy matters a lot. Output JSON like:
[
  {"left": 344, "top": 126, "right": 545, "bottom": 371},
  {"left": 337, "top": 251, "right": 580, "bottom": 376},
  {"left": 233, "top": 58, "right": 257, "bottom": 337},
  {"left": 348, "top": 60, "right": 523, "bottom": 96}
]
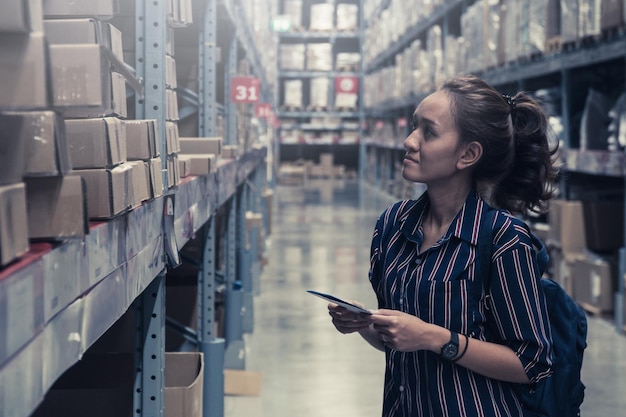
[{"left": 478, "top": 210, "right": 587, "bottom": 417}]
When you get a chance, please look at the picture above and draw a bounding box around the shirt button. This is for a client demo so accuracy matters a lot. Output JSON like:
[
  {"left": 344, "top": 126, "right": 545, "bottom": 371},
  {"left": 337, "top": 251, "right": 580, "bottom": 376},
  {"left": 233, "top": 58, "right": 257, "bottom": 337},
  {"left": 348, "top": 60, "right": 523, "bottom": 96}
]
[
  {"left": 415, "top": 258, "right": 422, "bottom": 265},
  {"left": 399, "top": 385, "right": 405, "bottom": 392},
  {"left": 399, "top": 298, "right": 404, "bottom": 305}
]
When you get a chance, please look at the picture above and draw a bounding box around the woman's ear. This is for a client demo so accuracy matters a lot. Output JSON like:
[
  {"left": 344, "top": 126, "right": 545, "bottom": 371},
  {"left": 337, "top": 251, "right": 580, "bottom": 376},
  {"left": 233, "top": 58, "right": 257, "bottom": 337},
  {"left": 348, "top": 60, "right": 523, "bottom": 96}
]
[{"left": 457, "top": 141, "right": 483, "bottom": 170}]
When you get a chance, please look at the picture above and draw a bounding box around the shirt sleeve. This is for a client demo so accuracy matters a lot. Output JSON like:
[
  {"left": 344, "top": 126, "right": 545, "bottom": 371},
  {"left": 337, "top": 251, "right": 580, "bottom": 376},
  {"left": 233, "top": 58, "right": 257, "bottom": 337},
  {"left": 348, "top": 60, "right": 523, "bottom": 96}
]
[{"left": 486, "top": 215, "right": 553, "bottom": 383}]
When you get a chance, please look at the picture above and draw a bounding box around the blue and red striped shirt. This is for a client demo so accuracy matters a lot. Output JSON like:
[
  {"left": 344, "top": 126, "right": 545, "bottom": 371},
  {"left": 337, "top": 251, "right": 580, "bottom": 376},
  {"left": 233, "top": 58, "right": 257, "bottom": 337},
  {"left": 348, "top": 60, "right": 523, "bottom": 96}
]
[{"left": 369, "top": 190, "right": 553, "bottom": 417}]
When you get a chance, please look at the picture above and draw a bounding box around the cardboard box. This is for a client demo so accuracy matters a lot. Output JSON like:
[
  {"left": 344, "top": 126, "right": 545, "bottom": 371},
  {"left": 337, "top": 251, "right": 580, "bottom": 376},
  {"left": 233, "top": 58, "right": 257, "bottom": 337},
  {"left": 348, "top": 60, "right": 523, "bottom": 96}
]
[
  {"left": 178, "top": 155, "right": 191, "bottom": 178},
  {"left": 71, "top": 164, "right": 132, "bottom": 219},
  {"left": 180, "top": 154, "right": 216, "bottom": 176},
  {"left": 44, "top": 19, "right": 124, "bottom": 61},
  {"left": 166, "top": 121, "right": 180, "bottom": 154},
  {"left": 24, "top": 175, "right": 87, "bottom": 239},
  {"left": 549, "top": 245, "right": 581, "bottom": 297},
  {"left": 179, "top": 137, "right": 223, "bottom": 155},
  {"left": 165, "top": 352, "right": 204, "bottom": 417},
  {"left": 147, "top": 157, "right": 164, "bottom": 198},
  {"left": 0, "top": 116, "right": 25, "bottom": 185},
  {"left": 125, "top": 119, "right": 159, "bottom": 160},
  {"left": 3, "top": 111, "right": 72, "bottom": 176},
  {"left": 0, "top": 31, "right": 48, "bottom": 108},
  {"left": 43, "top": 18, "right": 99, "bottom": 44},
  {"left": 65, "top": 117, "right": 126, "bottom": 169},
  {"left": 547, "top": 199, "right": 586, "bottom": 254},
  {"left": 167, "top": 154, "right": 180, "bottom": 187},
  {"left": 0, "top": 0, "right": 43, "bottom": 33},
  {"left": 0, "top": 183, "right": 29, "bottom": 265},
  {"left": 127, "top": 161, "right": 150, "bottom": 206},
  {"left": 42, "top": 0, "right": 119, "bottom": 19},
  {"left": 49, "top": 44, "right": 112, "bottom": 117},
  {"left": 111, "top": 71, "right": 127, "bottom": 118},
  {"left": 572, "top": 253, "right": 617, "bottom": 313},
  {"left": 222, "top": 144, "right": 239, "bottom": 159},
  {"left": 224, "top": 369, "right": 262, "bottom": 396}
]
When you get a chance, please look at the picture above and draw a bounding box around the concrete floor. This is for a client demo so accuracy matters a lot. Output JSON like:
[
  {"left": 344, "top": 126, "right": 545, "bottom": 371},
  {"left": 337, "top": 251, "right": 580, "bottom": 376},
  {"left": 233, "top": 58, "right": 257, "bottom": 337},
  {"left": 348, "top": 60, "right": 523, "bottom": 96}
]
[{"left": 225, "top": 179, "right": 626, "bottom": 417}]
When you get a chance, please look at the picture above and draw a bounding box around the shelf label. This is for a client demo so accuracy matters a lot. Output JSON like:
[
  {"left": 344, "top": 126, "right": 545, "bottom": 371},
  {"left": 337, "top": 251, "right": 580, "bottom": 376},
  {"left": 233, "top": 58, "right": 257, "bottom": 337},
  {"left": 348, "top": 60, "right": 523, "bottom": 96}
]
[
  {"left": 231, "top": 76, "right": 260, "bottom": 103},
  {"left": 397, "top": 118, "right": 408, "bottom": 128},
  {"left": 335, "top": 76, "right": 359, "bottom": 93},
  {"left": 255, "top": 103, "right": 273, "bottom": 118}
]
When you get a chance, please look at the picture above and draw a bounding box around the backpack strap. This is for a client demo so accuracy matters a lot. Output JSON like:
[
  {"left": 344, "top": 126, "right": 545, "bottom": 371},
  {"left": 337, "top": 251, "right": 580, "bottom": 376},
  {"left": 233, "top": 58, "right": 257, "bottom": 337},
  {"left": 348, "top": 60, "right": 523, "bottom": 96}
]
[
  {"left": 477, "top": 207, "right": 496, "bottom": 289},
  {"left": 477, "top": 208, "right": 549, "bottom": 290}
]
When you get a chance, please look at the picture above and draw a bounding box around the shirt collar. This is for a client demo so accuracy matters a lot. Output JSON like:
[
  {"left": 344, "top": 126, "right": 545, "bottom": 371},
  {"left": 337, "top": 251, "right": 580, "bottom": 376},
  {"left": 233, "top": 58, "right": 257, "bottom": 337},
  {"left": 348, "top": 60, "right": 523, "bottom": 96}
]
[{"left": 399, "top": 189, "right": 487, "bottom": 246}]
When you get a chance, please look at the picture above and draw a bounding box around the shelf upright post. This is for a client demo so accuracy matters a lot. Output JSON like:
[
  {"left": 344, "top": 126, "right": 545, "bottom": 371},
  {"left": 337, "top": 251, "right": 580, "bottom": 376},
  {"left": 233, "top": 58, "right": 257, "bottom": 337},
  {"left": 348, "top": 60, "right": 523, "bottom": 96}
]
[
  {"left": 199, "top": 0, "right": 217, "bottom": 137},
  {"left": 560, "top": 69, "right": 572, "bottom": 199},
  {"left": 224, "top": 195, "right": 246, "bottom": 370},
  {"left": 133, "top": 273, "right": 167, "bottom": 417},
  {"left": 197, "top": 217, "right": 225, "bottom": 417},
  {"left": 134, "top": 1, "right": 168, "bottom": 416},
  {"left": 358, "top": 0, "right": 366, "bottom": 181},
  {"left": 136, "top": 0, "right": 169, "bottom": 191},
  {"left": 226, "top": 36, "right": 239, "bottom": 146},
  {"left": 239, "top": 179, "right": 254, "bottom": 334}
]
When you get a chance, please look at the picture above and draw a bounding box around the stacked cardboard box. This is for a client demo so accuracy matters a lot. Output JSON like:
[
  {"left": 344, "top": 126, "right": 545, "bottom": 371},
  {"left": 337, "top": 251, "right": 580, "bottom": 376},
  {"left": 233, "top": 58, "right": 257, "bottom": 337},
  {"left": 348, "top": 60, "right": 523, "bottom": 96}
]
[
  {"left": 306, "top": 43, "right": 332, "bottom": 71},
  {"left": 284, "top": 80, "right": 304, "bottom": 109},
  {"left": 0, "top": 0, "right": 88, "bottom": 265},
  {"left": 547, "top": 199, "right": 619, "bottom": 314},
  {"left": 310, "top": 3, "right": 334, "bottom": 31},
  {"left": 178, "top": 137, "right": 223, "bottom": 176},
  {"left": 280, "top": 44, "right": 306, "bottom": 70},
  {"left": 309, "top": 77, "right": 330, "bottom": 109},
  {"left": 336, "top": 3, "right": 359, "bottom": 31},
  {"left": 284, "top": 0, "right": 303, "bottom": 30}
]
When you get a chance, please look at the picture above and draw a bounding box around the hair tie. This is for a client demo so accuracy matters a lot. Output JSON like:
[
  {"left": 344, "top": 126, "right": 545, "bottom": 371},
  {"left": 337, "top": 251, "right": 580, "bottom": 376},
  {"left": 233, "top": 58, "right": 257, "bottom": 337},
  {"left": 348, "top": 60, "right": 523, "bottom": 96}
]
[{"left": 502, "top": 94, "right": 516, "bottom": 112}]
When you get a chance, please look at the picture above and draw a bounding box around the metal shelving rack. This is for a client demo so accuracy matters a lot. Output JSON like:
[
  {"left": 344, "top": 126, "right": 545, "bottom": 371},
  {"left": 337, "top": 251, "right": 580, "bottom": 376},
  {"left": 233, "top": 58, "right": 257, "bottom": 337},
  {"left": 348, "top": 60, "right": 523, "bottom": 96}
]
[
  {"left": 275, "top": 0, "right": 364, "bottom": 170},
  {"left": 361, "top": 0, "right": 626, "bottom": 332},
  {"left": 0, "top": 1, "right": 272, "bottom": 417}
]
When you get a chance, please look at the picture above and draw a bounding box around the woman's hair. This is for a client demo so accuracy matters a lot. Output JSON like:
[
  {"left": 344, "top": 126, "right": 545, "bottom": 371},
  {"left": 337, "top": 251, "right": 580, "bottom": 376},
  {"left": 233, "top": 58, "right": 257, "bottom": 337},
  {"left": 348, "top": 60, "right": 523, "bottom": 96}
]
[{"left": 439, "top": 74, "right": 559, "bottom": 214}]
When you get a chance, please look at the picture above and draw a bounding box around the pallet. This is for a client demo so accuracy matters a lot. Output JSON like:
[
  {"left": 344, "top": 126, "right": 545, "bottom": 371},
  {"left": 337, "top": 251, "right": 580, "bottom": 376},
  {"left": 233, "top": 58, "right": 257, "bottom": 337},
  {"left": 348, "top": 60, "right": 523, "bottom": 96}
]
[
  {"left": 281, "top": 105, "right": 303, "bottom": 112},
  {"left": 336, "top": 64, "right": 359, "bottom": 72},
  {"left": 307, "top": 105, "right": 329, "bottom": 112},
  {"left": 335, "top": 106, "right": 357, "bottom": 113}
]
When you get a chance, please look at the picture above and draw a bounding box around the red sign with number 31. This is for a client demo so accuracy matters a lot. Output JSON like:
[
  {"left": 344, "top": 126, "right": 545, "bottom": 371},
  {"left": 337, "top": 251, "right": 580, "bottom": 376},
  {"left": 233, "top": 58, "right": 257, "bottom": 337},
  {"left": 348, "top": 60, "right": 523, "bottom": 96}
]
[{"left": 230, "top": 76, "right": 260, "bottom": 103}]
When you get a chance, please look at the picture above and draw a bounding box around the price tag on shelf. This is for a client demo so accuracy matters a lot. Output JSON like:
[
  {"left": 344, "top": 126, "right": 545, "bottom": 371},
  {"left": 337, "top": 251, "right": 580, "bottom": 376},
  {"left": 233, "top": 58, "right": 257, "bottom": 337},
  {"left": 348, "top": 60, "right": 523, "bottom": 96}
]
[
  {"left": 230, "top": 76, "right": 260, "bottom": 103},
  {"left": 335, "top": 76, "right": 359, "bottom": 94}
]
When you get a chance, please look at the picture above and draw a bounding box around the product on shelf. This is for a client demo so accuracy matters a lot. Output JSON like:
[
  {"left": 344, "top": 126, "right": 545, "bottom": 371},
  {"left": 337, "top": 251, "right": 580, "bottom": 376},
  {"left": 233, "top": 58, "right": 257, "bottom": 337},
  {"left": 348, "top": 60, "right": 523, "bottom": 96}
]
[
  {"left": 309, "top": 77, "right": 330, "bottom": 110},
  {"left": 280, "top": 44, "right": 306, "bottom": 70},
  {"left": 306, "top": 42, "right": 332, "bottom": 71},
  {"left": 283, "top": 79, "right": 303, "bottom": 109},
  {"left": 65, "top": 117, "right": 127, "bottom": 169},
  {"left": 336, "top": 3, "right": 359, "bottom": 31},
  {"left": 0, "top": 32, "right": 48, "bottom": 108},
  {"left": 0, "top": 182, "right": 29, "bottom": 266},
  {"left": 24, "top": 175, "right": 88, "bottom": 239},
  {"left": 309, "top": 3, "right": 334, "bottom": 31}
]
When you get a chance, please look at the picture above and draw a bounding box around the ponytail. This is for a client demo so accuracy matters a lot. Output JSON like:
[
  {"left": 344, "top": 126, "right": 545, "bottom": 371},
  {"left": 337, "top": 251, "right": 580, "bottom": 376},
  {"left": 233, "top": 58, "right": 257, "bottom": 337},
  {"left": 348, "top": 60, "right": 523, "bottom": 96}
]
[{"left": 440, "top": 75, "right": 559, "bottom": 214}]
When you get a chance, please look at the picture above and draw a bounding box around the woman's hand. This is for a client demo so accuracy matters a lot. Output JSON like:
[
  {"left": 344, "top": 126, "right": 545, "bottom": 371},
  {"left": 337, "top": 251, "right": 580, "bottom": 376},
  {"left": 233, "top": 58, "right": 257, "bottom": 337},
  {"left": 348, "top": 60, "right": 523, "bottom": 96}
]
[
  {"left": 370, "top": 309, "right": 440, "bottom": 352},
  {"left": 328, "top": 301, "right": 373, "bottom": 334}
]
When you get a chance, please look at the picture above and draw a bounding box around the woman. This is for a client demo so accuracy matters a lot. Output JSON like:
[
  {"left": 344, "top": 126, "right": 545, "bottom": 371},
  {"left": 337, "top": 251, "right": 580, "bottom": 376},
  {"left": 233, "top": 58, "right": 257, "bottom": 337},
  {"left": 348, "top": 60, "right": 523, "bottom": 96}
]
[{"left": 328, "top": 75, "right": 559, "bottom": 416}]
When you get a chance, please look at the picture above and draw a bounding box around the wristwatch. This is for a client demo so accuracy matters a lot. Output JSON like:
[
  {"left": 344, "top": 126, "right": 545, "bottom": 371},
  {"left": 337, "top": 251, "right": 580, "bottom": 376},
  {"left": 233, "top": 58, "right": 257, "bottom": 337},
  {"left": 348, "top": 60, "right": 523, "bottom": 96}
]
[{"left": 440, "top": 331, "right": 459, "bottom": 360}]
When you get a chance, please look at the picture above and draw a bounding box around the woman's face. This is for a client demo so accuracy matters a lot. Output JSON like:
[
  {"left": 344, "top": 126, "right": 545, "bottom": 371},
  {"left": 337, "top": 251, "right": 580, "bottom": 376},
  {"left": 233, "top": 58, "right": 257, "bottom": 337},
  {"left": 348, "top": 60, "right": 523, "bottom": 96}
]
[{"left": 402, "top": 90, "right": 465, "bottom": 186}]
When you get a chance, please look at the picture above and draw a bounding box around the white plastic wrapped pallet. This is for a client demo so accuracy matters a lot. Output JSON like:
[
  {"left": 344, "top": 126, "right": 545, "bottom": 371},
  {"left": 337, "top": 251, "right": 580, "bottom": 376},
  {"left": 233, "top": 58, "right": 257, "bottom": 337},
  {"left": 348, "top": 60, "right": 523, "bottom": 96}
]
[
  {"left": 309, "top": 77, "right": 330, "bottom": 108},
  {"left": 284, "top": 79, "right": 303, "bottom": 108}
]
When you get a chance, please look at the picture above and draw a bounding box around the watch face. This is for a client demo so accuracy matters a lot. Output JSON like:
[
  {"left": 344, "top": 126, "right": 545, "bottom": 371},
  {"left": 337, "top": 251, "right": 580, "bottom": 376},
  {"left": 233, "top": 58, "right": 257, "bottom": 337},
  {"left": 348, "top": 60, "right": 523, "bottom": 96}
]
[{"left": 442, "top": 342, "right": 458, "bottom": 360}]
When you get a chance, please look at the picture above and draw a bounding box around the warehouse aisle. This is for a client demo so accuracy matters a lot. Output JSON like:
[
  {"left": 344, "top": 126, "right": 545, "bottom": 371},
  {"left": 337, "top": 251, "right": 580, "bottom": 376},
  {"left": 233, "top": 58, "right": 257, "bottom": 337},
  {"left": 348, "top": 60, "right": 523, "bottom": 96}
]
[{"left": 225, "top": 179, "right": 626, "bottom": 417}]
